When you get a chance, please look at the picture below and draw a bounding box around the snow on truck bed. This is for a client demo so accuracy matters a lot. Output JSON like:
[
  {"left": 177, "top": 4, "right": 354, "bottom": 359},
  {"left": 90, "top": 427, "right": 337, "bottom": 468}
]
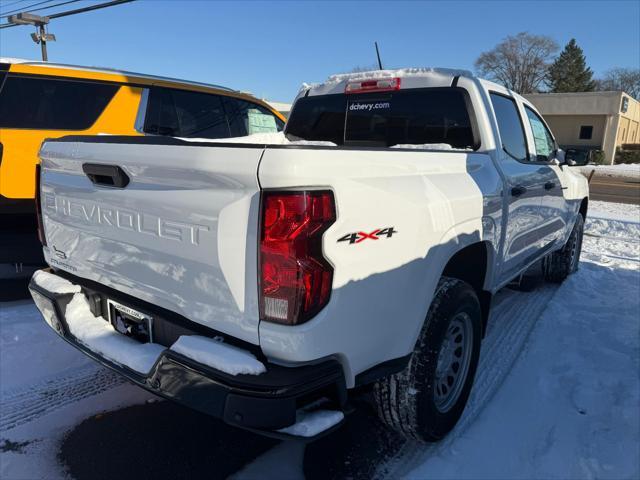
[
  {"left": 178, "top": 131, "right": 337, "bottom": 147},
  {"left": 180, "top": 132, "right": 470, "bottom": 151}
]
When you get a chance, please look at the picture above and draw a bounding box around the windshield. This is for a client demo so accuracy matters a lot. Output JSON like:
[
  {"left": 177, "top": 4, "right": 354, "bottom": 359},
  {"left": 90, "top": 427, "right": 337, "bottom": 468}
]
[{"left": 285, "top": 87, "right": 478, "bottom": 149}]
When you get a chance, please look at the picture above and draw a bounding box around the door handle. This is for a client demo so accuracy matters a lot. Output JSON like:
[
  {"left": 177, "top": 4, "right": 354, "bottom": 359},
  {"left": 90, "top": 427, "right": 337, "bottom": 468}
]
[
  {"left": 82, "top": 163, "right": 130, "bottom": 188},
  {"left": 511, "top": 186, "right": 527, "bottom": 197},
  {"left": 544, "top": 181, "right": 556, "bottom": 190}
]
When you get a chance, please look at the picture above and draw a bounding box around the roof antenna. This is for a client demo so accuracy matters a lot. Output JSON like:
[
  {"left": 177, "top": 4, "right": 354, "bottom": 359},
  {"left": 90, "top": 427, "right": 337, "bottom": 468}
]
[{"left": 375, "top": 41, "right": 383, "bottom": 70}]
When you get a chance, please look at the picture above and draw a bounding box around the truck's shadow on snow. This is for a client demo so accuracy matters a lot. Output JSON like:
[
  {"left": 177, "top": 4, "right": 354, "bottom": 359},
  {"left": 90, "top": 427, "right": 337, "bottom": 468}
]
[
  {"left": 58, "top": 396, "right": 405, "bottom": 480},
  {"left": 58, "top": 401, "right": 279, "bottom": 480}
]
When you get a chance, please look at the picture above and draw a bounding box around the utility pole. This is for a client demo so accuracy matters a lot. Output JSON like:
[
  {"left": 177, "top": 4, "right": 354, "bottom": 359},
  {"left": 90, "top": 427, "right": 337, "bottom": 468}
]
[{"left": 8, "top": 13, "right": 56, "bottom": 61}]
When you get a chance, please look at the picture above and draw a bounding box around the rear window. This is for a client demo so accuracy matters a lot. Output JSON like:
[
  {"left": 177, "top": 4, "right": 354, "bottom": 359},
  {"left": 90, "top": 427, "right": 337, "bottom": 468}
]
[
  {"left": 0, "top": 75, "right": 119, "bottom": 130},
  {"left": 144, "top": 87, "right": 284, "bottom": 139},
  {"left": 285, "top": 87, "right": 478, "bottom": 149}
]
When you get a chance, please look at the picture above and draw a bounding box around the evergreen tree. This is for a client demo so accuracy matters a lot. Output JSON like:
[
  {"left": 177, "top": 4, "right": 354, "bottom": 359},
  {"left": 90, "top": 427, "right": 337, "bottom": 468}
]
[{"left": 547, "top": 39, "right": 596, "bottom": 92}]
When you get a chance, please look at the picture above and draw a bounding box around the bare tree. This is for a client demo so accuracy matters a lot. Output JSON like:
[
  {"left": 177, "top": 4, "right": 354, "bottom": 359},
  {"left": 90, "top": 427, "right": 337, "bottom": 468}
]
[
  {"left": 475, "top": 32, "right": 558, "bottom": 94},
  {"left": 596, "top": 68, "right": 640, "bottom": 99}
]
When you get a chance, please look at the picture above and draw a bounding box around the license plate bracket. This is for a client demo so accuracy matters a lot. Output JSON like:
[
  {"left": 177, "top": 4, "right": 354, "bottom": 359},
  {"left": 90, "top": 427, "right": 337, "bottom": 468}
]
[{"left": 107, "top": 299, "right": 154, "bottom": 344}]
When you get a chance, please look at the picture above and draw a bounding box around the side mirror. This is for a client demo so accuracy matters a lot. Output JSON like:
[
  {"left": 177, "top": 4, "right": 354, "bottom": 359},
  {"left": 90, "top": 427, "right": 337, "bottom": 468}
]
[
  {"left": 564, "top": 148, "right": 587, "bottom": 166},
  {"left": 549, "top": 148, "right": 565, "bottom": 166}
]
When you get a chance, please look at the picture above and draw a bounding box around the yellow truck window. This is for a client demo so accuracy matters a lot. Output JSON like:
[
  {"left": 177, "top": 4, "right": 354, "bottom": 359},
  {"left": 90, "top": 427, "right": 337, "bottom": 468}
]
[{"left": 0, "top": 76, "right": 119, "bottom": 130}]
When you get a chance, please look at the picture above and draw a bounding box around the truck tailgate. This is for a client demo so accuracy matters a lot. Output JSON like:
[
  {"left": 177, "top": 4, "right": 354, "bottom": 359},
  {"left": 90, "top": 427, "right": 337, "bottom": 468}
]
[{"left": 39, "top": 138, "right": 264, "bottom": 344}]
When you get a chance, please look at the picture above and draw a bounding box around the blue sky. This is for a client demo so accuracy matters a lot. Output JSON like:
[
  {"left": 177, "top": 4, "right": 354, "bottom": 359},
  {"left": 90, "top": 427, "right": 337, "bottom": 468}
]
[{"left": 1, "top": 0, "right": 639, "bottom": 101}]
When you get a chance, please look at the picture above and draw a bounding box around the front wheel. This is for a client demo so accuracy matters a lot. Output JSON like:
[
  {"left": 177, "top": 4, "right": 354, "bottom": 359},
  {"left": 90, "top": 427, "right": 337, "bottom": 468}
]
[
  {"left": 543, "top": 213, "right": 584, "bottom": 283},
  {"left": 372, "top": 277, "right": 482, "bottom": 442}
]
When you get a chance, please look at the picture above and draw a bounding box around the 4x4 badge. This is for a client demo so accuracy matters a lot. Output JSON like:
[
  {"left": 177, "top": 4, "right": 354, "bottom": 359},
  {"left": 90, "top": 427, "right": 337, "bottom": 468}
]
[{"left": 337, "top": 227, "right": 397, "bottom": 245}]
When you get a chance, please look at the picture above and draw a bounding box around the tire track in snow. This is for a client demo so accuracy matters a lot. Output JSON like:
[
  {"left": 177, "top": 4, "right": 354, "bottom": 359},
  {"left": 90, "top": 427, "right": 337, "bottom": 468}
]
[
  {"left": 0, "top": 365, "right": 125, "bottom": 432},
  {"left": 376, "top": 283, "right": 558, "bottom": 479}
]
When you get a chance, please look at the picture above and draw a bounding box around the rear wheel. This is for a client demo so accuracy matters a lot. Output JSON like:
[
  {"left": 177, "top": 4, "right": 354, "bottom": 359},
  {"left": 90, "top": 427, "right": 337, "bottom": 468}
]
[
  {"left": 372, "top": 277, "right": 482, "bottom": 442},
  {"left": 543, "top": 213, "right": 584, "bottom": 283}
]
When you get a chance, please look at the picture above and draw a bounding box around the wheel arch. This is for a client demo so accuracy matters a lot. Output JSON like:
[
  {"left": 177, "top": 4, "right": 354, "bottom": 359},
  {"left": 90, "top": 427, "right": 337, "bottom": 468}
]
[
  {"left": 440, "top": 240, "right": 494, "bottom": 336},
  {"left": 579, "top": 197, "right": 588, "bottom": 219}
]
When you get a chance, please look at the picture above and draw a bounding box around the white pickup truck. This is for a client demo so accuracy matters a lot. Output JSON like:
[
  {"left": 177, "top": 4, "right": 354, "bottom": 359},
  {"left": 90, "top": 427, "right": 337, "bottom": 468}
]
[{"left": 30, "top": 68, "right": 588, "bottom": 442}]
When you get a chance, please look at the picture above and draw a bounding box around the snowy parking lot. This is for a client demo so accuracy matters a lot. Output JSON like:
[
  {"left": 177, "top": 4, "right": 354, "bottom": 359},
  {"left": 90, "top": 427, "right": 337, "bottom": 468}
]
[{"left": 1, "top": 200, "right": 638, "bottom": 480}]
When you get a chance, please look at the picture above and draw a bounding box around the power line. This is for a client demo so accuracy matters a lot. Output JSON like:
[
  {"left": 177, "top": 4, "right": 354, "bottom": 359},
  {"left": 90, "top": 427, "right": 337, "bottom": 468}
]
[
  {"left": 0, "top": 0, "right": 57, "bottom": 17},
  {"left": 0, "top": 0, "right": 134, "bottom": 28},
  {"left": 49, "top": 0, "right": 134, "bottom": 19},
  {"left": 1, "top": 0, "right": 83, "bottom": 19},
  {"left": 0, "top": 0, "right": 31, "bottom": 10}
]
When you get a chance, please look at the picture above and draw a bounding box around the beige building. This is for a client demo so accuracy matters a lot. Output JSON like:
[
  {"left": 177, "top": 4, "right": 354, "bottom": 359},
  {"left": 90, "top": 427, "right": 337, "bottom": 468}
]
[{"left": 525, "top": 91, "right": 640, "bottom": 164}]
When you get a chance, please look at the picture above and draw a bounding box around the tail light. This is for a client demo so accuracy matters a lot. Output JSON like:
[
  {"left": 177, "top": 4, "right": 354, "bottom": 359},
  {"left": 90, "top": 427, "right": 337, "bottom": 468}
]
[
  {"left": 345, "top": 77, "right": 401, "bottom": 94},
  {"left": 259, "top": 190, "right": 336, "bottom": 325},
  {"left": 35, "top": 164, "right": 47, "bottom": 246}
]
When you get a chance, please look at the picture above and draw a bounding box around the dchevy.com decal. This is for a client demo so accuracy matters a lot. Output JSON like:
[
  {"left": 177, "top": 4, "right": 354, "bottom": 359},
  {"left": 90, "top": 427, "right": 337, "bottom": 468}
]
[{"left": 348, "top": 101, "right": 391, "bottom": 112}]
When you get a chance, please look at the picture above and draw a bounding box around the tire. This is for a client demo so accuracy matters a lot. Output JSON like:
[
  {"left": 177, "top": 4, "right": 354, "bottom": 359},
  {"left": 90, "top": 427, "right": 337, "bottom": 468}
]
[
  {"left": 372, "top": 277, "right": 482, "bottom": 442},
  {"left": 543, "top": 213, "right": 584, "bottom": 283}
]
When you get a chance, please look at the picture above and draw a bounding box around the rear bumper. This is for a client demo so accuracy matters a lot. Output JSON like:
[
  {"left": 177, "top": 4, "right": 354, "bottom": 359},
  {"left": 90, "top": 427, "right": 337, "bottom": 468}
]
[{"left": 28, "top": 269, "right": 346, "bottom": 438}]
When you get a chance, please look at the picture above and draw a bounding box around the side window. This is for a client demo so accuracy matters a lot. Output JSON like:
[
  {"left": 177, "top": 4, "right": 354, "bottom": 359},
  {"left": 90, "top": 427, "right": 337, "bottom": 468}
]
[
  {"left": 223, "top": 97, "right": 284, "bottom": 137},
  {"left": 144, "top": 88, "right": 179, "bottom": 136},
  {"left": 524, "top": 106, "right": 555, "bottom": 161},
  {"left": 172, "top": 89, "right": 229, "bottom": 138},
  {"left": 145, "top": 88, "right": 229, "bottom": 138},
  {"left": 0, "top": 75, "right": 119, "bottom": 130},
  {"left": 489, "top": 93, "right": 528, "bottom": 162},
  {"left": 579, "top": 125, "right": 593, "bottom": 140},
  {"left": 144, "top": 89, "right": 284, "bottom": 139}
]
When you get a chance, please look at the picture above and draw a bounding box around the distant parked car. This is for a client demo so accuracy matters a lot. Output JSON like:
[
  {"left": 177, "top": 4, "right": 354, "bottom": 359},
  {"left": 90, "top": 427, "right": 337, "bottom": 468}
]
[
  {"left": 0, "top": 58, "right": 285, "bottom": 281},
  {"left": 563, "top": 147, "right": 610, "bottom": 166}
]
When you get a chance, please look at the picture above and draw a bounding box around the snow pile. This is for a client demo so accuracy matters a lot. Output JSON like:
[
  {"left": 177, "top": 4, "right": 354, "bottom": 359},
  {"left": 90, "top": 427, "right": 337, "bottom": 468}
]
[
  {"left": 65, "top": 294, "right": 164, "bottom": 374},
  {"left": 170, "top": 335, "right": 266, "bottom": 376},
  {"left": 587, "top": 199, "right": 640, "bottom": 223},
  {"left": 579, "top": 163, "right": 640, "bottom": 179},
  {"left": 278, "top": 409, "right": 344, "bottom": 438},
  {"left": 582, "top": 200, "right": 640, "bottom": 270},
  {"left": 31, "top": 270, "right": 81, "bottom": 295},
  {"left": 390, "top": 143, "right": 473, "bottom": 151},
  {"left": 298, "top": 67, "right": 472, "bottom": 97},
  {"left": 179, "top": 131, "right": 336, "bottom": 147},
  {"left": 391, "top": 143, "right": 454, "bottom": 150},
  {"left": 325, "top": 67, "right": 472, "bottom": 85}
]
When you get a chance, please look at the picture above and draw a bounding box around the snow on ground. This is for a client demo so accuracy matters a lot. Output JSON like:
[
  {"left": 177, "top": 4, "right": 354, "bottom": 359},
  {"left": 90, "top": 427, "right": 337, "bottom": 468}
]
[
  {"left": 579, "top": 163, "right": 640, "bottom": 179},
  {"left": 382, "top": 200, "right": 640, "bottom": 479},
  {"left": 0, "top": 299, "right": 156, "bottom": 479},
  {"left": 1, "top": 200, "right": 638, "bottom": 479}
]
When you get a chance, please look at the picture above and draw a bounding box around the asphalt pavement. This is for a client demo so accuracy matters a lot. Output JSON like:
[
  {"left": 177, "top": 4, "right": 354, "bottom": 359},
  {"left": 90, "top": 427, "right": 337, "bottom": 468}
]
[{"left": 587, "top": 173, "right": 640, "bottom": 205}]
